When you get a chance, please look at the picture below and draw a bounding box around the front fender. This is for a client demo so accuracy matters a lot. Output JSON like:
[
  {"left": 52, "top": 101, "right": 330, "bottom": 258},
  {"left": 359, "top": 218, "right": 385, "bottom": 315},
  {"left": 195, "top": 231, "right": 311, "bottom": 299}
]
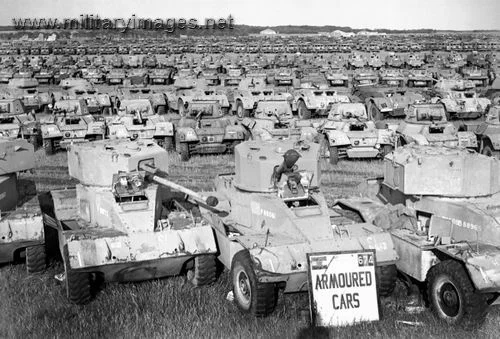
[
  {"left": 176, "top": 127, "right": 198, "bottom": 142},
  {"left": 41, "top": 123, "right": 62, "bottom": 138},
  {"left": 483, "top": 133, "right": 500, "bottom": 150},
  {"left": 107, "top": 124, "right": 129, "bottom": 139},
  {"left": 154, "top": 121, "right": 174, "bottom": 137},
  {"left": 324, "top": 129, "right": 350, "bottom": 146},
  {"left": 377, "top": 128, "right": 395, "bottom": 145}
]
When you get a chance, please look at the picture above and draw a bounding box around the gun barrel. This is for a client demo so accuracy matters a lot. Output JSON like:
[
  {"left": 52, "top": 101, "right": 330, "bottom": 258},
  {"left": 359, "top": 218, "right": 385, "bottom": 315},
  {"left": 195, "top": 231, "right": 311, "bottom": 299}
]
[{"left": 139, "top": 162, "right": 218, "bottom": 207}]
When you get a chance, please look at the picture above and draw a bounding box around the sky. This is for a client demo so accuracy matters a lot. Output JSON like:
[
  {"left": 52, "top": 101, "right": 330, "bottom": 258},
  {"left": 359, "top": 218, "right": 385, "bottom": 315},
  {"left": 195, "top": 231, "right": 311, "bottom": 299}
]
[{"left": 2, "top": 0, "right": 499, "bottom": 30}]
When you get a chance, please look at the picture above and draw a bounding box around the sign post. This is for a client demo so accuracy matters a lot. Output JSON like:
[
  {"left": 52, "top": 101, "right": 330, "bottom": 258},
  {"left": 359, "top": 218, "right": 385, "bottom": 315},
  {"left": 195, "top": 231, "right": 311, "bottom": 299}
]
[{"left": 307, "top": 250, "right": 380, "bottom": 327}]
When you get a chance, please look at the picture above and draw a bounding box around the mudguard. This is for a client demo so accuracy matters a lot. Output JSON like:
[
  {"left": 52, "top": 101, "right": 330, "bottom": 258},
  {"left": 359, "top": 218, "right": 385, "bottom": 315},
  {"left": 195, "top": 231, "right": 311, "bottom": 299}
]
[
  {"left": 164, "top": 92, "right": 178, "bottom": 110},
  {"left": 324, "top": 129, "right": 350, "bottom": 146},
  {"left": 154, "top": 121, "right": 174, "bottom": 137},
  {"left": 484, "top": 133, "right": 500, "bottom": 150},
  {"left": 236, "top": 97, "right": 255, "bottom": 110},
  {"left": 107, "top": 124, "right": 129, "bottom": 139},
  {"left": 41, "top": 123, "right": 62, "bottom": 138},
  {"left": 224, "top": 124, "right": 245, "bottom": 140},
  {"left": 377, "top": 128, "right": 395, "bottom": 145},
  {"left": 176, "top": 127, "right": 198, "bottom": 142}
]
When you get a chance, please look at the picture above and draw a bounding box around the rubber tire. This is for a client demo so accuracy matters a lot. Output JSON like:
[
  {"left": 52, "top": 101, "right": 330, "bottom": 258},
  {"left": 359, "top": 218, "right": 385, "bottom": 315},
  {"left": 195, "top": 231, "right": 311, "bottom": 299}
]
[
  {"left": 163, "top": 136, "right": 174, "bottom": 151},
  {"left": 381, "top": 145, "right": 394, "bottom": 158},
  {"left": 178, "top": 142, "right": 190, "bottom": 161},
  {"left": 297, "top": 100, "right": 311, "bottom": 120},
  {"left": 319, "top": 136, "right": 330, "bottom": 159},
  {"left": 102, "top": 107, "right": 111, "bottom": 116},
  {"left": 329, "top": 146, "right": 339, "bottom": 165},
  {"left": 376, "top": 264, "right": 397, "bottom": 297},
  {"left": 187, "top": 255, "right": 217, "bottom": 287},
  {"left": 65, "top": 269, "right": 92, "bottom": 305},
  {"left": 481, "top": 144, "right": 500, "bottom": 159},
  {"left": 25, "top": 245, "right": 46, "bottom": 274},
  {"left": 178, "top": 99, "right": 186, "bottom": 117},
  {"left": 427, "top": 260, "right": 490, "bottom": 329},
  {"left": 29, "top": 135, "right": 39, "bottom": 150},
  {"left": 368, "top": 101, "right": 383, "bottom": 121},
  {"left": 231, "top": 250, "right": 278, "bottom": 317},
  {"left": 236, "top": 101, "right": 250, "bottom": 118},
  {"left": 43, "top": 139, "right": 54, "bottom": 155},
  {"left": 156, "top": 105, "right": 167, "bottom": 115}
]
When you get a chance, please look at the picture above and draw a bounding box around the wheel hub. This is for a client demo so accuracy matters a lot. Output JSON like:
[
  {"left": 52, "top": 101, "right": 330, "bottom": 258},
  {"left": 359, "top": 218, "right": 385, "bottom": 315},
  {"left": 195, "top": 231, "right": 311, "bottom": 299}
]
[
  {"left": 438, "top": 282, "right": 460, "bottom": 317},
  {"left": 237, "top": 272, "right": 251, "bottom": 301}
]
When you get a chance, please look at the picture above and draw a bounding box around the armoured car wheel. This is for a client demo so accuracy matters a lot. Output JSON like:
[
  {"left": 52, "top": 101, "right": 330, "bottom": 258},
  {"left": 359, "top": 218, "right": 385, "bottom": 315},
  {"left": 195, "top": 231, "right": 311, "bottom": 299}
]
[
  {"left": 329, "top": 146, "right": 339, "bottom": 165},
  {"left": 163, "top": 136, "right": 174, "bottom": 151},
  {"left": 102, "top": 107, "right": 111, "bottom": 116},
  {"left": 231, "top": 250, "right": 278, "bottom": 317},
  {"left": 236, "top": 101, "right": 250, "bottom": 118},
  {"left": 427, "top": 260, "right": 489, "bottom": 328},
  {"left": 481, "top": 144, "right": 500, "bottom": 159},
  {"left": 156, "top": 105, "right": 166, "bottom": 115},
  {"left": 178, "top": 142, "right": 190, "bottom": 161},
  {"left": 29, "top": 135, "right": 39, "bottom": 149},
  {"left": 187, "top": 255, "right": 217, "bottom": 287},
  {"left": 25, "top": 245, "right": 46, "bottom": 274},
  {"left": 43, "top": 139, "right": 54, "bottom": 155},
  {"left": 376, "top": 264, "right": 397, "bottom": 296},
  {"left": 368, "top": 102, "right": 382, "bottom": 121},
  {"left": 178, "top": 99, "right": 186, "bottom": 117},
  {"left": 319, "top": 136, "right": 330, "bottom": 159},
  {"left": 65, "top": 269, "right": 92, "bottom": 305},
  {"left": 297, "top": 101, "right": 311, "bottom": 120},
  {"left": 381, "top": 145, "right": 393, "bottom": 158}
]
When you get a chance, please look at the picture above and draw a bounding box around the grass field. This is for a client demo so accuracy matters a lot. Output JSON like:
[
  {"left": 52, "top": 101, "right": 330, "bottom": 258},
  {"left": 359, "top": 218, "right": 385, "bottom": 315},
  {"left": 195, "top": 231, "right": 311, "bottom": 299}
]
[{"left": 1, "top": 150, "right": 499, "bottom": 339}]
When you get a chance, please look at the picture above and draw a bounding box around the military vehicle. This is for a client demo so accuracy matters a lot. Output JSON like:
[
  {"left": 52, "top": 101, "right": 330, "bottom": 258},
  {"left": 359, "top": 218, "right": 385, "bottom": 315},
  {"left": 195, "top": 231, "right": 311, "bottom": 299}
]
[
  {"left": 337, "top": 145, "right": 500, "bottom": 328},
  {"left": 34, "top": 68, "right": 55, "bottom": 85},
  {"left": 396, "top": 103, "right": 478, "bottom": 149},
  {"left": 292, "top": 83, "right": 351, "bottom": 120},
  {"left": 107, "top": 68, "right": 127, "bottom": 85},
  {"left": 268, "top": 68, "right": 295, "bottom": 87},
  {"left": 405, "top": 54, "right": 425, "bottom": 68},
  {"left": 444, "top": 52, "right": 467, "bottom": 69},
  {"left": 0, "top": 98, "right": 40, "bottom": 146},
  {"left": 40, "top": 99, "right": 106, "bottom": 155},
  {"left": 175, "top": 101, "right": 246, "bottom": 161},
  {"left": 142, "top": 54, "right": 158, "bottom": 68},
  {"left": 347, "top": 53, "right": 367, "bottom": 69},
  {"left": 319, "top": 103, "right": 395, "bottom": 164},
  {"left": 325, "top": 68, "right": 349, "bottom": 88},
  {"left": 378, "top": 69, "right": 406, "bottom": 87},
  {"left": 166, "top": 79, "right": 230, "bottom": 115},
  {"left": 109, "top": 55, "right": 124, "bottom": 68},
  {"left": 149, "top": 69, "right": 173, "bottom": 86},
  {"left": 115, "top": 85, "right": 168, "bottom": 114},
  {"left": 41, "top": 140, "right": 218, "bottom": 304},
  {"left": 352, "top": 70, "right": 378, "bottom": 87},
  {"left": 385, "top": 53, "right": 405, "bottom": 68},
  {"left": 473, "top": 105, "right": 500, "bottom": 158},
  {"left": 221, "top": 65, "right": 244, "bottom": 87},
  {"left": 200, "top": 139, "right": 399, "bottom": 316},
  {"left": 0, "top": 67, "right": 15, "bottom": 84},
  {"left": 407, "top": 69, "right": 434, "bottom": 88},
  {"left": 0, "top": 138, "right": 45, "bottom": 273},
  {"left": 124, "top": 55, "right": 141, "bottom": 68},
  {"left": 81, "top": 67, "right": 106, "bottom": 84},
  {"left": 57, "top": 78, "right": 113, "bottom": 116},
  {"left": 231, "top": 78, "right": 293, "bottom": 119},
  {"left": 367, "top": 54, "right": 384, "bottom": 69},
  {"left": 6, "top": 78, "right": 52, "bottom": 113},
  {"left": 127, "top": 68, "right": 149, "bottom": 86},
  {"left": 108, "top": 98, "right": 174, "bottom": 150},
  {"left": 433, "top": 79, "right": 491, "bottom": 120},
  {"left": 355, "top": 86, "right": 425, "bottom": 121},
  {"left": 460, "top": 67, "right": 489, "bottom": 87}
]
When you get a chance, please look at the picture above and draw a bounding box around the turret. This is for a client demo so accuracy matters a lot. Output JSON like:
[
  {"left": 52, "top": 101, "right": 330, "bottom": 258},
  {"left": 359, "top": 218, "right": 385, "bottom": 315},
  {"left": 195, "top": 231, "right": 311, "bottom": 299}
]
[
  {"left": 384, "top": 145, "right": 500, "bottom": 197},
  {"left": 233, "top": 139, "right": 320, "bottom": 193}
]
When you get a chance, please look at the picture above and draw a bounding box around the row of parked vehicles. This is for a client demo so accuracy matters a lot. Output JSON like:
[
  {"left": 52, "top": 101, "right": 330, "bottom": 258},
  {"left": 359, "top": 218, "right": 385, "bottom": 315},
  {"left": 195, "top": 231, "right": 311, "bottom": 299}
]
[{"left": 0, "top": 71, "right": 499, "bottom": 163}]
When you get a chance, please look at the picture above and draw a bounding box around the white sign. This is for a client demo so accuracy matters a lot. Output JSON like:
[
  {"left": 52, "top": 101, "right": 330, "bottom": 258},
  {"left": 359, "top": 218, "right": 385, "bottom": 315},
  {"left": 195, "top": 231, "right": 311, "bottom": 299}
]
[{"left": 307, "top": 250, "right": 380, "bottom": 327}]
